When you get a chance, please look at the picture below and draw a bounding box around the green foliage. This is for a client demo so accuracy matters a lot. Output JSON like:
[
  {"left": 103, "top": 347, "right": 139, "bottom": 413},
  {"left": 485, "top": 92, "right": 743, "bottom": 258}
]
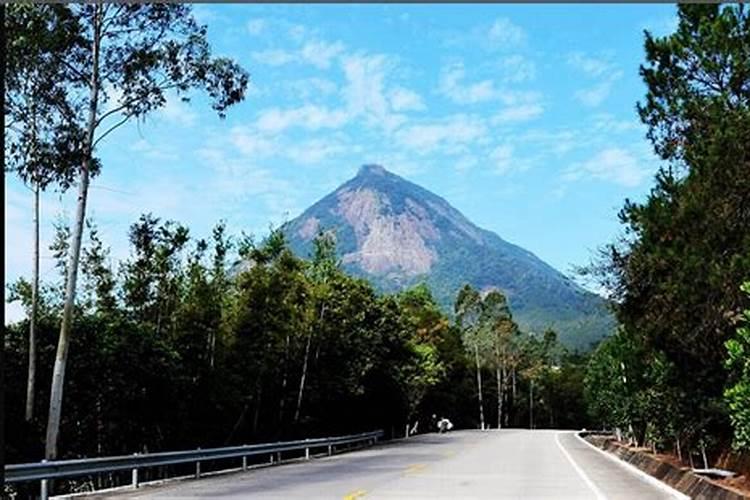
[
  {"left": 5, "top": 4, "right": 87, "bottom": 191},
  {"left": 725, "top": 282, "right": 750, "bottom": 450},
  {"left": 583, "top": 4, "right": 749, "bottom": 458},
  {"left": 4, "top": 214, "right": 476, "bottom": 474}
]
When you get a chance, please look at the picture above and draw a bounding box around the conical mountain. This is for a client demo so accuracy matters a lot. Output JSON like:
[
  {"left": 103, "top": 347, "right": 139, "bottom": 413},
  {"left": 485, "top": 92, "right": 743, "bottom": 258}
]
[{"left": 283, "top": 164, "right": 613, "bottom": 349}]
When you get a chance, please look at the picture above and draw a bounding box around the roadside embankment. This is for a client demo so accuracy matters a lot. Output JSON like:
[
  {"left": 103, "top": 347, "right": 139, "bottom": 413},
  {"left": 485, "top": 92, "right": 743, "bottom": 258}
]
[{"left": 581, "top": 432, "right": 749, "bottom": 500}]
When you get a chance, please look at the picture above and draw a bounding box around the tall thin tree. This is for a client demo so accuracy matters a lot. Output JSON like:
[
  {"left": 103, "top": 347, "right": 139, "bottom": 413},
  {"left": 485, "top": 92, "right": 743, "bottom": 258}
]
[
  {"left": 42, "top": 4, "right": 248, "bottom": 460},
  {"left": 5, "top": 4, "right": 82, "bottom": 423}
]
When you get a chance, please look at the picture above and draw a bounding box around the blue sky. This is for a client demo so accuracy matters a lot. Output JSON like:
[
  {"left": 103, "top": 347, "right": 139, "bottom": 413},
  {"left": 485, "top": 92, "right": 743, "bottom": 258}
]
[{"left": 5, "top": 4, "right": 679, "bottom": 322}]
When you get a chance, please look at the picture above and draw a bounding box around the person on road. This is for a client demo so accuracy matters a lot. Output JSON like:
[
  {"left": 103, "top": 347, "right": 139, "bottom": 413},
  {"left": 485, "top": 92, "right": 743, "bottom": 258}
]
[{"left": 437, "top": 417, "right": 453, "bottom": 433}]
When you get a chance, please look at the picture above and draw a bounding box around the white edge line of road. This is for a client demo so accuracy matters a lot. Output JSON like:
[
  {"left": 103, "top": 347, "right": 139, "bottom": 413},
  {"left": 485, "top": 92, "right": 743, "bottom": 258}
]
[
  {"left": 573, "top": 431, "right": 690, "bottom": 500},
  {"left": 555, "top": 431, "right": 608, "bottom": 500}
]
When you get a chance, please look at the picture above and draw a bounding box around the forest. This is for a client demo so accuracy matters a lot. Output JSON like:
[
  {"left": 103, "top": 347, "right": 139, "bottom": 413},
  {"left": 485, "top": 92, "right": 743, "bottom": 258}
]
[
  {"left": 581, "top": 3, "right": 750, "bottom": 469},
  {"left": 5, "top": 218, "right": 588, "bottom": 458},
  {"left": 5, "top": 218, "right": 589, "bottom": 497}
]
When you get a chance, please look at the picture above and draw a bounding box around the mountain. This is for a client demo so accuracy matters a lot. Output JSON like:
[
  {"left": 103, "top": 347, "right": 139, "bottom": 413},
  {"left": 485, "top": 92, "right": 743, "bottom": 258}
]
[{"left": 282, "top": 164, "right": 614, "bottom": 350}]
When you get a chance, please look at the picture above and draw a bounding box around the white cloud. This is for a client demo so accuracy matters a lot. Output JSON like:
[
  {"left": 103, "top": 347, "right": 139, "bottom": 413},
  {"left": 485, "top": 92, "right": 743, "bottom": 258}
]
[
  {"left": 439, "top": 62, "right": 501, "bottom": 104},
  {"left": 342, "top": 54, "right": 390, "bottom": 117},
  {"left": 567, "top": 52, "right": 623, "bottom": 108},
  {"left": 251, "top": 49, "right": 296, "bottom": 66},
  {"left": 499, "top": 55, "right": 536, "bottom": 83},
  {"left": 488, "top": 18, "right": 525, "bottom": 47},
  {"left": 286, "top": 138, "right": 348, "bottom": 165},
  {"left": 389, "top": 87, "right": 425, "bottom": 112},
  {"left": 251, "top": 39, "right": 345, "bottom": 69},
  {"left": 493, "top": 103, "right": 543, "bottom": 124},
  {"left": 256, "top": 105, "right": 349, "bottom": 133},
  {"left": 159, "top": 95, "right": 197, "bottom": 126},
  {"left": 300, "top": 40, "right": 345, "bottom": 69},
  {"left": 574, "top": 71, "right": 623, "bottom": 107},
  {"left": 229, "top": 127, "right": 278, "bottom": 157},
  {"left": 641, "top": 15, "right": 679, "bottom": 38},
  {"left": 454, "top": 155, "right": 478, "bottom": 173},
  {"left": 564, "top": 147, "right": 651, "bottom": 187},
  {"left": 247, "top": 18, "right": 266, "bottom": 36},
  {"left": 592, "top": 113, "right": 641, "bottom": 133},
  {"left": 491, "top": 144, "right": 515, "bottom": 174},
  {"left": 567, "top": 52, "right": 614, "bottom": 78},
  {"left": 342, "top": 53, "right": 407, "bottom": 132},
  {"left": 285, "top": 77, "right": 338, "bottom": 100},
  {"left": 288, "top": 24, "right": 307, "bottom": 42},
  {"left": 396, "top": 115, "right": 486, "bottom": 154},
  {"left": 130, "top": 139, "right": 179, "bottom": 161}
]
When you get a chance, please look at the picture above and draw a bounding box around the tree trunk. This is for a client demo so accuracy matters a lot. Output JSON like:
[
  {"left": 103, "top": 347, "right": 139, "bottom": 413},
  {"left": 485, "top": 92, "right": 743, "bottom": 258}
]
[
  {"left": 503, "top": 366, "right": 510, "bottom": 428},
  {"left": 278, "top": 335, "right": 290, "bottom": 436},
  {"left": 45, "top": 4, "right": 101, "bottom": 461},
  {"left": 1, "top": 3, "right": 7, "bottom": 486},
  {"left": 529, "top": 379, "right": 534, "bottom": 430},
  {"left": 225, "top": 402, "right": 249, "bottom": 445},
  {"left": 496, "top": 364, "right": 503, "bottom": 430},
  {"left": 294, "top": 304, "right": 324, "bottom": 425},
  {"left": 294, "top": 331, "right": 313, "bottom": 425},
  {"left": 251, "top": 382, "right": 262, "bottom": 436},
  {"left": 26, "top": 183, "right": 40, "bottom": 422},
  {"left": 474, "top": 345, "right": 485, "bottom": 430},
  {"left": 495, "top": 345, "right": 505, "bottom": 429}
]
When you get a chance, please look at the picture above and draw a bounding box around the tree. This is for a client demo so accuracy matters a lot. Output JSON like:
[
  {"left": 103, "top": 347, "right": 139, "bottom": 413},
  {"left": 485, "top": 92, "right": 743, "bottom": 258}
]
[
  {"left": 5, "top": 4, "right": 84, "bottom": 423},
  {"left": 295, "top": 231, "right": 338, "bottom": 425},
  {"left": 480, "top": 290, "right": 516, "bottom": 429},
  {"left": 725, "top": 282, "right": 750, "bottom": 450},
  {"left": 43, "top": 4, "right": 248, "bottom": 460},
  {"left": 583, "top": 4, "right": 750, "bottom": 452},
  {"left": 455, "top": 284, "right": 487, "bottom": 430}
]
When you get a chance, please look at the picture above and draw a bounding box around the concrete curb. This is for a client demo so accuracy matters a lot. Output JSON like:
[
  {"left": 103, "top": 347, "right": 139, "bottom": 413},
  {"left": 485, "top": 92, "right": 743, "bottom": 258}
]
[{"left": 579, "top": 432, "right": 749, "bottom": 500}]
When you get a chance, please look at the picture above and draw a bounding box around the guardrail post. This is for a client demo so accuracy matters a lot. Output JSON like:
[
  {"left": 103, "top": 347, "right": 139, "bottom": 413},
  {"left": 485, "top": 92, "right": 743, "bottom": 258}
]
[
  {"left": 195, "top": 447, "right": 201, "bottom": 479},
  {"left": 328, "top": 444, "right": 332, "bottom": 456},
  {"left": 305, "top": 446, "right": 310, "bottom": 460},
  {"left": 132, "top": 453, "right": 139, "bottom": 488},
  {"left": 40, "top": 459, "right": 49, "bottom": 500},
  {"left": 276, "top": 451, "right": 281, "bottom": 464},
  {"left": 242, "top": 452, "right": 247, "bottom": 472},
  {"left": 270, "top": 453, "right": 274, "bottom": 464}
]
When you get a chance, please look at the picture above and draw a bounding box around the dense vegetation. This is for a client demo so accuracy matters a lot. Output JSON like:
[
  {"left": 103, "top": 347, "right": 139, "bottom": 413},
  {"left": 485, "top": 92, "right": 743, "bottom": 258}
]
[
  {"left": 5, "top": 219, "right": 589, "bottom": 494},
  {"left": 582, "top": 4, "right": 750, "bottom": 461}
]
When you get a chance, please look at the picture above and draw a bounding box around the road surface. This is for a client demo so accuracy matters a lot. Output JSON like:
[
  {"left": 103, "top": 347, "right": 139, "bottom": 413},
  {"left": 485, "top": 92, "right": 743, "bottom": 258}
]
[{"left": 95, "top": 430, "right": 676, "bottom": 499}]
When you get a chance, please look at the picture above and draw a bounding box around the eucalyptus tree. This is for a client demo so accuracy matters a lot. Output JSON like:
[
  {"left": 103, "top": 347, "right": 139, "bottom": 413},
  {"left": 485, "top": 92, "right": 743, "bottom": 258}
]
[
  {"left": 42, "top": 4, "right": 249, "bottom": 460},
  {"left": 455, "top": 284, "right": 487, "bottom": 430},
  {"left": 5, "top": 4, "right": 84, "bottom": 423},
  {"left": 480, "top": 290, "right": 517, "bottom": 429},
  {"left": 295, "top": 231, "right": 339, "bottom": 425}
]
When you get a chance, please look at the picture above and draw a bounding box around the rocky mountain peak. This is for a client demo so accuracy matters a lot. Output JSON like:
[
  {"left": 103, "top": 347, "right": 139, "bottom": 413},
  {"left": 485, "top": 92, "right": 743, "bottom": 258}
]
[
  {"left": 282, "top": 164, "right": 614, "bottom": 349},
  {"left": 357, "top": 164, "right": 389, "bottom": 177}
]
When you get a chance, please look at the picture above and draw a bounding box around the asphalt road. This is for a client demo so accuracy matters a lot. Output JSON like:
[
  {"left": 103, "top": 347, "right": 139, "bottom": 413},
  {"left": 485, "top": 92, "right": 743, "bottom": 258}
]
[{"left": 96, "top": 430, "right": 676, "bottom": 499}]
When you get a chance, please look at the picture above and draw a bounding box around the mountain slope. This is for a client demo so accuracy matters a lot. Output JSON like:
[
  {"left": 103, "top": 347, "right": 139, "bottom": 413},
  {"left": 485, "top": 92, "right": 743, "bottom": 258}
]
[{"left": 283, "top": 164, "right": 614, "bottom": 349}]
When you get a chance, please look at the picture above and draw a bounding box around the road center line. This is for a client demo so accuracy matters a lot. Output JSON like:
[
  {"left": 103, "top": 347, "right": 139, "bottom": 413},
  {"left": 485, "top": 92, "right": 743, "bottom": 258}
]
[
  {"left": 555, "top": 432, "right": 607, "bottom": 500},
  {"left": 343, "top": 488, "right": 367, "bottom": 499},
  {"left": 403, "top": 463, "right": 427, "bottom": 475}
]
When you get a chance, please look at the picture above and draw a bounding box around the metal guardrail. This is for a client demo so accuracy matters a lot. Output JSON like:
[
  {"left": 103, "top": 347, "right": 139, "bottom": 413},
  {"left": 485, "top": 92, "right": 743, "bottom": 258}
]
[{"left": 6, "top": 430, "right": 383, "bottom": 499}]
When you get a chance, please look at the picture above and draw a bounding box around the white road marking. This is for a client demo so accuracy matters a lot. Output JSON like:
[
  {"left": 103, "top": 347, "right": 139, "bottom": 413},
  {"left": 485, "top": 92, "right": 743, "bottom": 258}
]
[
  {"left": 573, "top": 432, "right": 689, "bottom": 500},
  {"left": 555, "top": 431, "right": 607, "bottom": 500}
]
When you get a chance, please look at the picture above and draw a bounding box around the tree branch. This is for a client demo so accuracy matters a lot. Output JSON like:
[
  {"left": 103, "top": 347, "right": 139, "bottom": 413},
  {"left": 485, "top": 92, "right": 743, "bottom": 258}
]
[{"left": 92, "top": 112, "right": 132, "bottom": 149}]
